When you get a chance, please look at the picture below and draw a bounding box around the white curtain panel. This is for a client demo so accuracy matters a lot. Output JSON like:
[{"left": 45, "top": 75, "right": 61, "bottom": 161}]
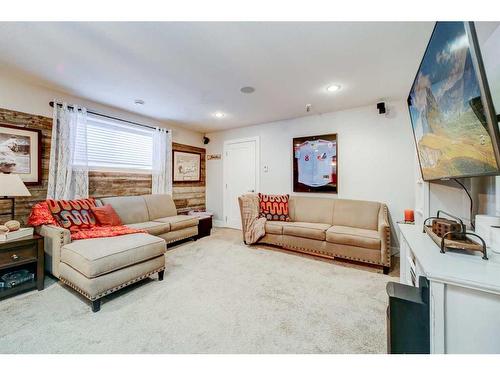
[
  {"left": 47, "top": 101, "right": 89, "bottom": 200},
  {"left": 152, "top": 128, "right": 172, "bottom": 194}
]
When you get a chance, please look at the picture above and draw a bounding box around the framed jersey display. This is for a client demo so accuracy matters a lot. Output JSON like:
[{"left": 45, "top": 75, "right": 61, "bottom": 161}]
[{"left": 293, "top": 133, "right": 337, "bottom": 193}]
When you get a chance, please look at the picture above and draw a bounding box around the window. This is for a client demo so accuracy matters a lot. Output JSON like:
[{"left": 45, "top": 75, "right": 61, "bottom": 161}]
[{"left": 75, "top": 114, "right": 154, "bottom": 172}]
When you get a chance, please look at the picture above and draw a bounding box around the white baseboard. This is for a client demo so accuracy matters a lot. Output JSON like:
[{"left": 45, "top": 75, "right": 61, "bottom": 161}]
[
  {"left": 391, "top": 246, "right": 400, "bottom": 256},
  {"left": 213, "top": 220, "right": 226, "bottom": 227}
]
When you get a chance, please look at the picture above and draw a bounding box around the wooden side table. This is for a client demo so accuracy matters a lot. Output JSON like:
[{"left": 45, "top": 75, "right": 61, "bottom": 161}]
[
  {"left": 0, "top": 234, "right": 44, "bottom": 300},
  {"left": 196, "top": 216, "right": 213, "bottom": 239}
]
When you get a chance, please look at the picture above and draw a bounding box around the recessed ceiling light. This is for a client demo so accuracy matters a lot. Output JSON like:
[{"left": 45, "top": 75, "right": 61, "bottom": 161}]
[
  {"left": 240, "top": 86, "right": 255, "bottom": 94},
  {"left": 326, "top": 84, "right": 341, "bottom": 93},
  {"left": 213, "top": 112, "right": 225, "bottom": 118},
  {"left": 134, "top": 99, "right": 145, "bottom": 105}
]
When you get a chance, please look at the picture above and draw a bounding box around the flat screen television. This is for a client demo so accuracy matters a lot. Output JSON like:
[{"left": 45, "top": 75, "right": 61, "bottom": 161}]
[{"left": 408, "top": 21, "right": 500, "bottom": 181}]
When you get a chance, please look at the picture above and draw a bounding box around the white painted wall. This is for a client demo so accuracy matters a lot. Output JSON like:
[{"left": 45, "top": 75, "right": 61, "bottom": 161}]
[
  {"left": 0, "top": 69, "right": 204, "bottom": 147},
  {"left": 206, "top": 100, "right": 416, "bottom": 246},
  {"left": 428, "top": 176, "right": 498, "bottom": 229}
]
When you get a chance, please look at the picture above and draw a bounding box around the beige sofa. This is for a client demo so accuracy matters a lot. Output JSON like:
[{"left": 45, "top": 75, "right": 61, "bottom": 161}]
[
  {"left": 239, "top": 195, "right": 391, "bottom": 273},
  {"left": 39, "top": 194, "right": 199, "bottom": 312}
]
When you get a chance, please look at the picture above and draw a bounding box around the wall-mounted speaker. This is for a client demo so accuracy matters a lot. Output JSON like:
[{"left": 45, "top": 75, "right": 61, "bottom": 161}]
[
  {"left": 203, "top": 136, "right": 210, "bottom": 145},
  {"left": 377, "top": 102, "right": 386, "bottom": 115}
]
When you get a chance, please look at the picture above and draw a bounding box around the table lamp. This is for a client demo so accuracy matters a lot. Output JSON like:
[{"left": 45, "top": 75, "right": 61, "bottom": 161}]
[{"left": 0, "top": 173, "right": 31, "bottom": 220}]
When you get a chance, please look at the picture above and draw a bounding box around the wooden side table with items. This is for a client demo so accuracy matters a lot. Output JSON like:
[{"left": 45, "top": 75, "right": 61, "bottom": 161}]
[
  {"left": 196, "top": 216, "right": 213, "bottom": 239},
  {"left": 0, "top": 234, "right": 44, "bottom": 300},
  {"left": 187, "top": 210, "right": 213, "bottom": 240}
]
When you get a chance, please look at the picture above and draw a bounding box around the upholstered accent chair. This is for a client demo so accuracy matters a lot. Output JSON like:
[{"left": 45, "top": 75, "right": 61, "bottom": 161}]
[{"left": 239, "top": 194, "right": 391, "bottom": 273}]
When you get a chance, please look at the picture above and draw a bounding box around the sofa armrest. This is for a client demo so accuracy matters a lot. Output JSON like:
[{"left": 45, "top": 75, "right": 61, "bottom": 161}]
[
  {"left": 238, "top": 196, "right": 248, "bottom": 243},
  {"left": 378, "top": 204, "right": 391, "bottom": 267},
  {"left": 238, "top": 194, "right": 266, "bottom": 244},
  {"left": 37, "top": 225, "right": 71, "bottom": 278}
]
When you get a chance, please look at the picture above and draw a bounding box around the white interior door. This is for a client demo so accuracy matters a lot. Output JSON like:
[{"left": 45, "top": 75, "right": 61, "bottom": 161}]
[{"left": 223, "top": 137, "right": 259, "bottom": 229}]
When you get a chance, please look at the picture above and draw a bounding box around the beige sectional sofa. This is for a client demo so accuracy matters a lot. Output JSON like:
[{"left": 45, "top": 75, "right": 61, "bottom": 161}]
[
  {"left": 39, "top": 194, "right": 199, "bottom": 312},
  {"left": 239, "top": 195, "right": 391, "bottom": 273}
]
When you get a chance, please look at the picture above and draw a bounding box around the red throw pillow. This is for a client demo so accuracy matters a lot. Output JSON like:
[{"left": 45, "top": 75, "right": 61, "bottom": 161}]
[
  {"left": 258, "top": 193, "right": 290, "bottom": 221},
  {"left": 27, "top": 201, "right": 60, "bottom": 227},
  {"left": 46, "top": 198, "right": 97, "bottom": 231},
  {"left": 91, "top": 204, "right": 123, "bottom": 227}
]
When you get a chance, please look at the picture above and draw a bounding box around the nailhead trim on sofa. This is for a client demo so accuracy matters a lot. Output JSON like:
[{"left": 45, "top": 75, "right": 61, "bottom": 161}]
[
  {"left": 266, "top": 241, "right": 390, "bottom": 267},
  {"left": 166, "top": 234, "right": 196, "bottom": 244},
  {"left": 60, "top": 266, "right": 165, "bottom": 301},
  {"left": 382, "top": 204, "right": 391, "bottom": 266}
]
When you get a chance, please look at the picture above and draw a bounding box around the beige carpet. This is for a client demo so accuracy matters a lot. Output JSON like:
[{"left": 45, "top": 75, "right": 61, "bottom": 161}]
[{"left": 0, "top": 228, "right": 396, "bottom": 354}]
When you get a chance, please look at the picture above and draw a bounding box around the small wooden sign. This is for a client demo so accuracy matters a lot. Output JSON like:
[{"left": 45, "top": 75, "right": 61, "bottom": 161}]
[{"left": 207, "top": 154, "right": 221, "bottom": 160}]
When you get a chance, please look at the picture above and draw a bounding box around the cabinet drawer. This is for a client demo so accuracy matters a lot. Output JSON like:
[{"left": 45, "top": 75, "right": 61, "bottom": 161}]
[{"left": 0, "top": 245, "right": 37, "bottom": 267}]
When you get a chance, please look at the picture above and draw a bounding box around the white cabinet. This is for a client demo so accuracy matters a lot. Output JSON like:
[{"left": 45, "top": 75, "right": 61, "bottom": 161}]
[
  {"left": 398, "top": 231, "right": 425, "bottom": 287},
  {"left": 414, "top": 153, "right": 429, "bottom": 229},
  {"left": 398, "top": 223, "right": 500, "bottom": 354}
]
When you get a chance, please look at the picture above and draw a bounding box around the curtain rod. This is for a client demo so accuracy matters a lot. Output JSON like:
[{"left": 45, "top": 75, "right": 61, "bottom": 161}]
[{"left": 49, "top": 101, "right": 167, "bottom": 132}]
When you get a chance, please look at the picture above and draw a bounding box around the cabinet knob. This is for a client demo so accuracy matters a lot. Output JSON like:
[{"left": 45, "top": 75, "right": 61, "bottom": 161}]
[{"left": 11, "top": 254, "right": 20, "bottom": 261}]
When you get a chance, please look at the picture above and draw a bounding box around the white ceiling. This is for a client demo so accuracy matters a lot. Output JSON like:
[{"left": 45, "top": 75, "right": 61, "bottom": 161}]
[{"left": 0, "top": 22, "right": 434, "bottom": 132}]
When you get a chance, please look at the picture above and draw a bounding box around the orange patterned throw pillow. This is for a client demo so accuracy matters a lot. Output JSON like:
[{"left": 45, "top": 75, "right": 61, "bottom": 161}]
[
  {"left": 46, "top": 198, "right": 97, "bottom": 231},
  {"left": 258, "top": 193, "right": 290, "bottom": 221},
  {"left": 27, "top": 201, "right": 60, "bottom": 227}
]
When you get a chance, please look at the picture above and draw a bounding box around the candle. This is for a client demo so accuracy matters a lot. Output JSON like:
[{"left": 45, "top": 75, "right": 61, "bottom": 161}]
[{"left": 404, "top": 209, "right": 415, "bottom": 223}]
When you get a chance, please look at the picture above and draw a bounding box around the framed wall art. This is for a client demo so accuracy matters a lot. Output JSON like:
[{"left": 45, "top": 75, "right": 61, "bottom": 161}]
[
  {"left": 173, "top": 150, "right": 201, "bottom": 182},
  {"left": 293, "top": 133, "right": 337, "bottom": 193},
  {"left": 0, "top": 124, "right": 42, "bottom": 185}
]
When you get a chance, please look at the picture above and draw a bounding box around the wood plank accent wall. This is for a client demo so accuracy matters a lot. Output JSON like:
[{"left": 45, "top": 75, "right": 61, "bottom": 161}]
[
  {"left": 0, "top": 107, "right": 206, "bottom": 225},
  {"left": 0, "top": 108, "right": 52, "bottom": 226},
  {"left": 172, "top": 142, "right": 206, "bottom": 214}
]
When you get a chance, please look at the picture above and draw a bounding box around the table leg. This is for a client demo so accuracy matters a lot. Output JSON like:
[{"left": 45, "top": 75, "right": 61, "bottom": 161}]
[{"left": 37, "top": 238, "right": 45, "bottom": 291}]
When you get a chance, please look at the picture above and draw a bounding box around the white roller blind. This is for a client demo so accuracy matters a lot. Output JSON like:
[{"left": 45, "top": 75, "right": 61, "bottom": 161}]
[{"left": 75, "top": 114, "right": 154, "bottom": 171}]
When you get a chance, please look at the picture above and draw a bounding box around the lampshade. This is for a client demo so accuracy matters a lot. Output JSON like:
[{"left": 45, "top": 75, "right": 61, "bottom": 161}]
[{"left": 0, "top": 173, "right": 31, "bottom": 197}]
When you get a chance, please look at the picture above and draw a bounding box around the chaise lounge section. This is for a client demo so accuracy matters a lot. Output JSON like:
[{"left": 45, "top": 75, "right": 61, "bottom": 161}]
[
  {"left": 239, "top": 194, "right": 391, "bottom": 273},
  {"left": 39, "top": 194, "right": 199, "bottom": 311}
]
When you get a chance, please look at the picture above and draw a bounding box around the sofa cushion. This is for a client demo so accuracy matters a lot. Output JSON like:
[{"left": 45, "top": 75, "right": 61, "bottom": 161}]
[
  {"left": 100, "top": 196, "right": 149, "bottom": 225},
  {"left": 289, "top": 196, "right": 335, "bottom": 224},
  {"left": 126, "top": 221, "right": 170, "bottom": 236},
  {"left": 265, "top": 221, "right": 286, "bottom": 235},
  {"left": 158, "top": 226, "right": 198, "bottom": 244},
  {"left": 331, "top": 199, "right": 381, "bottom": 230},
  {"left": 60, "top": 233, "right": 166, "bottom": 278},
  {"left": 142, "top": 194, "right": 177, "bottom": 220},
  {"left": 282, "top": 222, "right": 331, "bottom": 241},
  {"left": 326, "top": 225, "right": 380, "bottom": 250},
  {"left": 154, "top": 215, "right": 199, "bottom": 231}
]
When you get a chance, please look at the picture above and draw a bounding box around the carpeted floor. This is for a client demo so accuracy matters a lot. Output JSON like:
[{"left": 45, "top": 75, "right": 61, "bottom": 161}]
[{"left": 0, "top": 228, "right": 396, "bottom": 354}]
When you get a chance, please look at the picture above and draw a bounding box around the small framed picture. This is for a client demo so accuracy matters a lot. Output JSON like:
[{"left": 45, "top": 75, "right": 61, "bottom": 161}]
[
  {"left": 173, "top": 150, "right": 201, "bottom": 182},
  {"left": 0, "top": 124, "right": 42, "bottom": 185}
]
